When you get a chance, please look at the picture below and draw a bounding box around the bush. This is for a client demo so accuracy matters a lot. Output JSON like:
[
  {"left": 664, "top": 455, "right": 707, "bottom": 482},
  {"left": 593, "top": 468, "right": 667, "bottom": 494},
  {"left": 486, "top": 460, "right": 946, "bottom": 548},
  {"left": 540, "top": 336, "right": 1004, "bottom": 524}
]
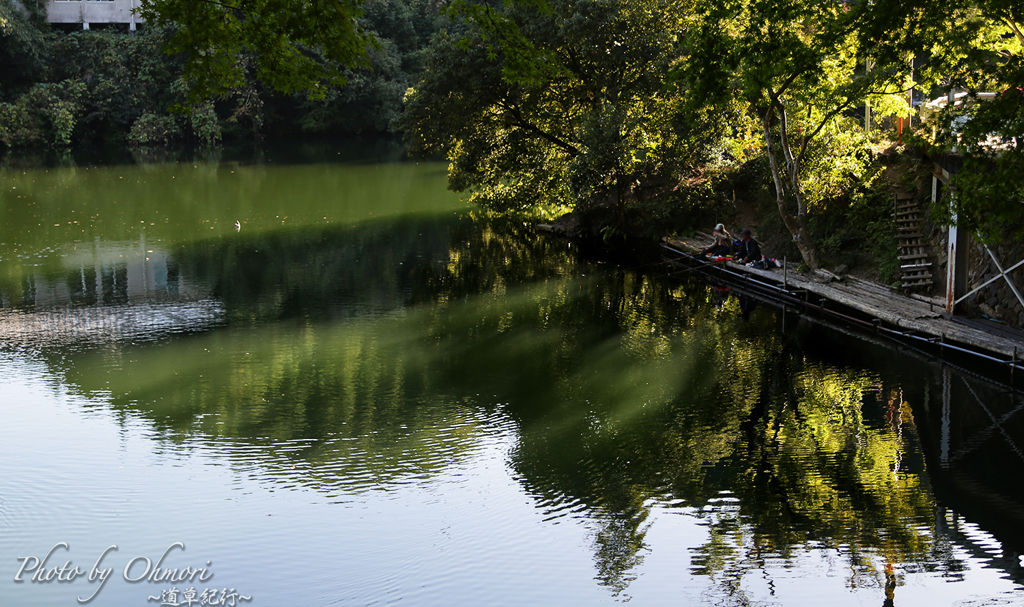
[
  {"left": 189, "top": 102, "right": 222, "bottom": 147},
  {"left": 0, "top": 80, "right": 86, "bottom": 147},
  {"left": 127, "top": 113, "right": 181, "bottom": 147}
]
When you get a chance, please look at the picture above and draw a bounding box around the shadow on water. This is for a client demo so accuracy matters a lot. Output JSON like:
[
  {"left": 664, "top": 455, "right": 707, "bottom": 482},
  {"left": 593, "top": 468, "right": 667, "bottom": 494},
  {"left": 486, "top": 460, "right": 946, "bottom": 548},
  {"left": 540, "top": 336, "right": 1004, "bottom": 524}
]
[{"left": 1, "top": 178, "right": 1023, "bottom": 603}]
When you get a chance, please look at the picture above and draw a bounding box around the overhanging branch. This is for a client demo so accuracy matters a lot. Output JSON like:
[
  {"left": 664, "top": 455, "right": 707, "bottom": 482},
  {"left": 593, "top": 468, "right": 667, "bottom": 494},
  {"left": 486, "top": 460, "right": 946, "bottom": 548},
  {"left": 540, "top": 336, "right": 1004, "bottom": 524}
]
[{"left": 498, "top": 100, "right": 582, "bottom": 157}]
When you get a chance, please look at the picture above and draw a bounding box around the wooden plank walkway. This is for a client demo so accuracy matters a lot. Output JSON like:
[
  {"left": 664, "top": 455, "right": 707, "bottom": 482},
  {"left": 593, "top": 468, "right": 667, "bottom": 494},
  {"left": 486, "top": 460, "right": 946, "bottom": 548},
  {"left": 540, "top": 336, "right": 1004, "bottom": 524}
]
[{"left": 663, "top": 234, "right": 1024, "bottom": 362}]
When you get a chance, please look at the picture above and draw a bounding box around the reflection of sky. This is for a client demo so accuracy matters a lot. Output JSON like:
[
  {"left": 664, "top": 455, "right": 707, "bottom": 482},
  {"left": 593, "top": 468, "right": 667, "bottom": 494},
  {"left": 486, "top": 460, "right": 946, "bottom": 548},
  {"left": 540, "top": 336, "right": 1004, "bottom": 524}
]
[
  {"left": 0, "top": 353, "right": 608, "bottom": 607},
  {"left": 0, "top": 239, "right": 223, "bottom": 349},
  {"left": 3, "top": 350, "right": 1024, "bottom": 607},
  {"left": 638, "top": 515, "right": 1020, "bottom": 606},
  {"left": 0, "top": 301, "right": 224, "bottom": 349},
  {"left": 10, "top": 239, "right": 205, "bottom": 304}
]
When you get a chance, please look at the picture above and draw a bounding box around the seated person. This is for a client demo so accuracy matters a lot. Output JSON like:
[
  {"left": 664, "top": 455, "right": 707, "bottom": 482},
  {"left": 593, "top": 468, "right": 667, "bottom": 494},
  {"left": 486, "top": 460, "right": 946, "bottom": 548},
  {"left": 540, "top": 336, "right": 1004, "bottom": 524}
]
[
  {"left": 735, "top": 229, "right": 763, "bottom": 264},
  {"left": 701, "top": 223, "right": 733, "bottom": 257}
]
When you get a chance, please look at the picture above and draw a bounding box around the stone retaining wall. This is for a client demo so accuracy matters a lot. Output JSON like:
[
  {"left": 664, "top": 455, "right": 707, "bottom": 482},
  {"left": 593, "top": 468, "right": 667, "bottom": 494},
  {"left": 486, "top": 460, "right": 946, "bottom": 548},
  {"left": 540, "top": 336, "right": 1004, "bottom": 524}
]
[
  {"left": 925, "top": 175, "right": 1024, "bottom": 329},
  {"left": 963, "top": 241, "right": 1024, "bottom": 328}
]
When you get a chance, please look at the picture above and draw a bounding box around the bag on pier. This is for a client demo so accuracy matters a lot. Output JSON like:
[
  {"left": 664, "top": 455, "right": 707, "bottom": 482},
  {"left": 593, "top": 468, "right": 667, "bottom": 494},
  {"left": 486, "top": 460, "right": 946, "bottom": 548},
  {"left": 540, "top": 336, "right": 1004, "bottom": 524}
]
[{"left": 748, "top": 258, "right": 782, "bottom": 270}]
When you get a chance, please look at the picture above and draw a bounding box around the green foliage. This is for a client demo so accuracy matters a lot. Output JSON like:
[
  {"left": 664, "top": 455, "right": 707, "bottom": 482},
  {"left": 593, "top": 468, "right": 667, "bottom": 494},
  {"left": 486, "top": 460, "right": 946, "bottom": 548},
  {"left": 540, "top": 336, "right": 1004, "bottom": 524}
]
[
  {"left": 137, "top": 0, "right": 374, "bottom": 101},
  {"left": 799, "top": 120, "right": 877, "bottom": 207},
  {"left": 364, "top": 0, "right": 439, "bottom": 57},
  {"left": 0, "top": 0, "right": 48, "bottom": 99},
  {"left": 942, "top": 93, "right": 1024, "bottom": 244},
  {"left": 46, "top": 30, "right": 180, "bottom": 142},
  {"left": 0, "top": 1, "right": 444, "bottom": 151},
  {"left": 127, "top": 112, "right": 180, "bottom": 147},
  {"left": 189, "top": 102, "right": 222, "bottom": 147},
  {"left": 0, "top": 29, "right": 226, "bottom": 149},
  {"left": 811, "top": 188, "right": 902, "bottom": 280},
  {"left": 444, "top": 0, "right": 559, "bottom": 87},
  {"left": 0, "top": 79, "right": 86, "bottom": 147},
  {"left": 296, "top": 38, "right": 408, "bottom": 135},
  {"left": 283, "top": 0, "right": 445, "bottom": 135},
  {"left": 671, "top": 0, "right": 919, "bottom": 268},
  {"left": 896, "top": 0, "right": 1024, "bottom": 242},
  {"left": 20, "top": 0, "right": 47, "bottom": 29},
  {"left": 402, "top": 0, "right": 715, "bottom": 220},
  {"left": 720, "top": 142, "right": 899, "bottom": 279},
  {"left": 398, "top": 0, "right": 1023, "bottom": 256}
]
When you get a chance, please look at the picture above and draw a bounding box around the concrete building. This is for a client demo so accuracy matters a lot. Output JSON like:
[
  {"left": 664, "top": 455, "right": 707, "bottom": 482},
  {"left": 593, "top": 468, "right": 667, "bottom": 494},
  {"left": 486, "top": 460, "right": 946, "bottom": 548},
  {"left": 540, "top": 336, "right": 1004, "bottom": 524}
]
[{"left": 16, "top": 0, "right": 144, "bottom": 30}]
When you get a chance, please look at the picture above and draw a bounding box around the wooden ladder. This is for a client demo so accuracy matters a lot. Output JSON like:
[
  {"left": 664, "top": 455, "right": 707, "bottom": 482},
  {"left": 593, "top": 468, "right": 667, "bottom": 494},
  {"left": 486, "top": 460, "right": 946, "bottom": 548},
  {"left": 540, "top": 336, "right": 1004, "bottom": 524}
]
[{"left": 895, "top": 194, "right": 933, "bottom": 290}]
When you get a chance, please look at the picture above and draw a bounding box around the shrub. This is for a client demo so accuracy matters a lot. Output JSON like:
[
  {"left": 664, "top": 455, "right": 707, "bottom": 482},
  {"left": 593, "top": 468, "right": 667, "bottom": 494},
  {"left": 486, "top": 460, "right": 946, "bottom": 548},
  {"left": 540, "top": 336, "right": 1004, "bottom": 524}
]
[
  {"left": 0, "top": 80, "right": 86, "bottom": 147},
  {"left": 127, "top": 112, "right": 181, "bottom": 147}
]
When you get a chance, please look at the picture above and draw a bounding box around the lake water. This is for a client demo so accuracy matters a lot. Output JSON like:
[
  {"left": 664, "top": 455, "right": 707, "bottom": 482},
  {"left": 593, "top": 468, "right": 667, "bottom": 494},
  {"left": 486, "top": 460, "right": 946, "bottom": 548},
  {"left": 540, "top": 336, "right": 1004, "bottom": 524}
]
[{"left": 2, "top": 145, "right": 1023, "bottom": 607}]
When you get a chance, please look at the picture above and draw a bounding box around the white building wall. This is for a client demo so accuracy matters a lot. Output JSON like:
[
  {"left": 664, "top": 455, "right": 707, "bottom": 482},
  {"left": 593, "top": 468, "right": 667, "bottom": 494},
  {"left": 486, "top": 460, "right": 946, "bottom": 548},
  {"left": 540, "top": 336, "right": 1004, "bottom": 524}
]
[{"left": 45, "top": 0, "right": 144, "bottom": 28}]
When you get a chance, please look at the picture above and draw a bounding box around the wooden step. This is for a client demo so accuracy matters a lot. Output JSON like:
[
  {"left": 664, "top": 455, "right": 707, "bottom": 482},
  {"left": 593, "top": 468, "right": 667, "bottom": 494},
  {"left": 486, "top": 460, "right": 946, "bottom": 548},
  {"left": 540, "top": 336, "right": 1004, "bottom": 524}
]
[{"left": 895, "top": 192, "right": 930, "bottom": 290}]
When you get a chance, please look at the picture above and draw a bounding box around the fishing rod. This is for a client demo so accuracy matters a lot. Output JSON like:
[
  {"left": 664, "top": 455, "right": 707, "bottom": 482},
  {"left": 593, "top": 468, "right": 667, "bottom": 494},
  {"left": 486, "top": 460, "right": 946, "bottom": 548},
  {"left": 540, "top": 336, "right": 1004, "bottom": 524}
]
[{"left": 664, "top": 255, "right": 734, "bottom": 276}]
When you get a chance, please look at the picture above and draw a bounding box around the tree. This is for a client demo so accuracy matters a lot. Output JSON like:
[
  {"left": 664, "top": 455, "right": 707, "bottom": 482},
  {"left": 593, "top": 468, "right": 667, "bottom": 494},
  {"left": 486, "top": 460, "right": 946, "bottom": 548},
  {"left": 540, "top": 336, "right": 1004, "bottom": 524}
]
[
  {"left": 906, "top": 0, "right": 1024, "bottom": 241},
  {"left": 136, "top": 0, "right": 374, "bottom": 99},
  {"left": 0, "top": 0, "right": 47, "bottom": 100},
  {"left": 673, "top": 0, "right": 915, "bottom": 269},
  {"left": 401, "top": 0, "right": 704, "bottom": 216}
]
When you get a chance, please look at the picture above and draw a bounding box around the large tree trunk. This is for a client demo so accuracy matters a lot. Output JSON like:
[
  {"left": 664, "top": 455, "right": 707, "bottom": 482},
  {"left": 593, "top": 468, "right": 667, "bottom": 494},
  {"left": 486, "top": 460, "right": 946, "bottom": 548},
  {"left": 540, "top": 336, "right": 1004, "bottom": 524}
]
[{"left": 760, "top": 109, "right": 820, "bottom": 269}]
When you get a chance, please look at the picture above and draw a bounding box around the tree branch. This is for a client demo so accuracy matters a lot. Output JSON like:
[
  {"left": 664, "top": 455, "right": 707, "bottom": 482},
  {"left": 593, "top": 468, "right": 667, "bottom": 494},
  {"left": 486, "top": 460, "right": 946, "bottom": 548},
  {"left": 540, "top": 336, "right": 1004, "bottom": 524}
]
[
  {"left": 795, "top": 95, "right": 860, "bottom": 164},
  {"left": 1005, "top": 17, "right": 1024, "bottom": 47},
  {"left": 498, "top": 100, "right": 582, "bottom": 156},
  {"left": 774, "top": 71, "right": 802, "bottom": 99}
]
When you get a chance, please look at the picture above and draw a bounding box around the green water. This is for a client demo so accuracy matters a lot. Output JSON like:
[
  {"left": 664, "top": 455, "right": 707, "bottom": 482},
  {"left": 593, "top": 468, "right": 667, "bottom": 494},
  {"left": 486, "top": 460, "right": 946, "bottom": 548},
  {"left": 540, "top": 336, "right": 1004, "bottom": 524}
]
[{"left": 1, "top": 149, "right": 1023, "bottom": 607}]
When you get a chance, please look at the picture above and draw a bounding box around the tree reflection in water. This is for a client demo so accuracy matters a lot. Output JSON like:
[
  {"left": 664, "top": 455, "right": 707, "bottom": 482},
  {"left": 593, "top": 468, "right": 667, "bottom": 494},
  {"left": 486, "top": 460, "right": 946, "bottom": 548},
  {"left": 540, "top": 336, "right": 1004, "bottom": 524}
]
[{"left": 3, "top": 210, "right": 1020, "bottom": 604}]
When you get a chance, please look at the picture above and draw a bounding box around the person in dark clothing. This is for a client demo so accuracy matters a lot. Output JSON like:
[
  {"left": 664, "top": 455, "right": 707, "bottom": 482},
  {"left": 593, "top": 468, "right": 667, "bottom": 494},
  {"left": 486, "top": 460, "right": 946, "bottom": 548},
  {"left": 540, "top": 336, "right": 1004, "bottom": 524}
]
[
  {"left": 701, "top": 223, "right": 733, "bottom": 257},
  {"left": 735, "top": 229, "right": 763, "bottom": 264}
]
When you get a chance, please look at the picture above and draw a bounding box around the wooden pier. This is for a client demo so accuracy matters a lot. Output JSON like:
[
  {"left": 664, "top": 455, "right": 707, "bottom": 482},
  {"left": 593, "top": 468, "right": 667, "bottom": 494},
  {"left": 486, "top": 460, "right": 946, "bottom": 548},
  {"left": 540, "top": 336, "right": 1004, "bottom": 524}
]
[{"left": 662, "top": 235, "right": 1024, "bottom": 368}]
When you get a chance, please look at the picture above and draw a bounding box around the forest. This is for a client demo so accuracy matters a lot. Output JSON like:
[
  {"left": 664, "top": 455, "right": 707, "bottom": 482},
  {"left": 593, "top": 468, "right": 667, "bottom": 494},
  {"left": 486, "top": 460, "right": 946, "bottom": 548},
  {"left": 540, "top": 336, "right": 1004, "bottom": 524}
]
[{"left": 0, "top": 0, "right": 1021, "bottom": 273}]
